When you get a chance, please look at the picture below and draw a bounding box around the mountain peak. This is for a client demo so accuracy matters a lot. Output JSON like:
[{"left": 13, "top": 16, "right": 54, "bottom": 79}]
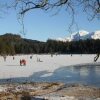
[
  {"left": 78, "top": 30, "right": 89, "bottom": 36},
  {"left": 56, "top": 30, "right": 100, "bottom": 42}
]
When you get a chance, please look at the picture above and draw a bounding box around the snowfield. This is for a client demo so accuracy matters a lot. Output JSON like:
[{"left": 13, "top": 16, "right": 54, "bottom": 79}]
[
  {"left": 0, "top": 54, "right": 100, "bottom": 100},
  {"left": 0, "top": 54, "right": 100, "bottom": 79}
]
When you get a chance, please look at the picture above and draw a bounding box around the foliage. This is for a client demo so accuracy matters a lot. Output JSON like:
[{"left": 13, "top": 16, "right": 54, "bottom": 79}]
[
  {"left": 0, "top": 33, "right": 100, "bottom": 55},
  {"left": 8, "top": 0, "right": 100, "bottom": 30},
  {"left": 1, "top": 0, "right": 99, "bottom": 33},
  {"left": 11, "top": 0, "right": 100, "bottom": 18}
]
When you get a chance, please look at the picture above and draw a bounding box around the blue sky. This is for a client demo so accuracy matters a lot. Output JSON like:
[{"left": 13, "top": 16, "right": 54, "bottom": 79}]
[{"left": 0, "top": 2, "right": 100, "bottom": 41}]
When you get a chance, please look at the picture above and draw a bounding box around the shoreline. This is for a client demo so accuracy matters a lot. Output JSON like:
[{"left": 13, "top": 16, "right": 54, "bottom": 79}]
[{"left": 0, "top": 82, "right": 100, "bottom": 100}]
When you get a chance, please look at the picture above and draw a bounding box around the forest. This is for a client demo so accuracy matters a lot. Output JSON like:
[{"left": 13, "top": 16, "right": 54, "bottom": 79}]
[{"left": 0, "top": 33, "right": 100, "bottom": 55}]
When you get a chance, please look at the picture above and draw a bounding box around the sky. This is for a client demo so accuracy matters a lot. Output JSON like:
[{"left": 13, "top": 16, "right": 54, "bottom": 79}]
[{"left": 0, "top": 1, "right": 100, "bottom": 41}]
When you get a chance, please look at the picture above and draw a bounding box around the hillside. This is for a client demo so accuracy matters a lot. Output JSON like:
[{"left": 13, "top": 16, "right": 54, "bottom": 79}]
[
  {"left": 0, "top": 33, "right": 100, "bottom": 55},
  {"left": 0, "top": 33, "right": 44, "bottom": 55}
]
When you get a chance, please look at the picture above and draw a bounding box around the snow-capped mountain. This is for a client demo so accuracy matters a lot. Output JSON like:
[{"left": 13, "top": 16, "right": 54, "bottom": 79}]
[
  {"left": 91, "top": 31, "right": 100, "bottom": 39},
  {"left": 71, "top": 30, "right": 89, "bottom": 41},
  {"left": 56, "top": 30, "right": 100, "bottom": 42}
]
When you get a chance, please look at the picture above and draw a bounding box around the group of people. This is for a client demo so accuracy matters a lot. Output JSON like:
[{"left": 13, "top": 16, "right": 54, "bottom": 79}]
[{"left": 20, "top": 59, "right": 26, "bottom": 66}]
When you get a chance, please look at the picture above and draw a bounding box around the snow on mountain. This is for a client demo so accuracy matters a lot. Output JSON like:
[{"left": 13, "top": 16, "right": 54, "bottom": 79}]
[
  {"left": 56, "top": 38, "right": 67, "bottom": 42},
  {"left": 91, "top": 31, "right": 100, "bottom": 40},
  {"left": 56, "top": 30, "right": 100, "bottom": 42},
  {"left": 71, "top": 30, "right": 89, "bottom": 41}
]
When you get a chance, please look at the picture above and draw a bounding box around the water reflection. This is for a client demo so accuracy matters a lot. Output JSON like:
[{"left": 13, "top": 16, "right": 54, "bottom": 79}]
[
  {"left": 80, "top": 67, "right": 89, "bottom": 77},
  {"left": 95, "top": 67, "right": 100, "bottom": 76},
  {"left": 64, "top": 65, "right": 100, "bottom": 87},
  {"left": 28, "top": 65, "right": 100, "bottom": 87},
  {"left": 0, "top": 65, "right": 100, "bottom": 87}
]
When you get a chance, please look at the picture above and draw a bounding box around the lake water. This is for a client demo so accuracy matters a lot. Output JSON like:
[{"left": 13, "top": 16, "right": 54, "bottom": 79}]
[{"left": 0, "top": 65, "right": 100, "bottom": 87}]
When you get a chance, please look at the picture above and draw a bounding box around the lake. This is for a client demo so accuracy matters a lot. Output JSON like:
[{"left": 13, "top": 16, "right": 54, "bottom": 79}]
[{"left": 0, "top": 65, "right": 100, "bottom": 87}]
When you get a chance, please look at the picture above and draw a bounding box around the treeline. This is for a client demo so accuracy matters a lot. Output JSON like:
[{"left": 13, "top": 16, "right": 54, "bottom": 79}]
[{"left": 0, "top": 33, "right": 100, "bottom": 55}]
